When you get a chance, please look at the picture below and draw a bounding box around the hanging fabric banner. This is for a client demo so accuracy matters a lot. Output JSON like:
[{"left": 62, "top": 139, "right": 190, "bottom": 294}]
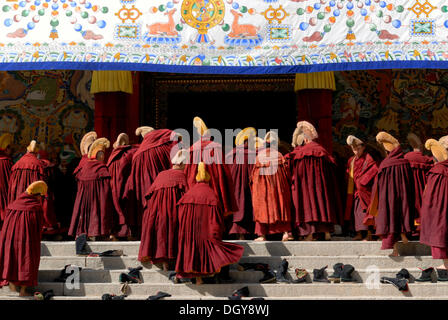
[{"left": 0, "top": 0, "right": 447, "bottom": 74}]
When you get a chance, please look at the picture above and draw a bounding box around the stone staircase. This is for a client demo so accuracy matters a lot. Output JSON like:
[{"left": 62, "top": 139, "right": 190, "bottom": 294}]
[{"left": 1, "top": 240, "right": 447, "bottom": 300}]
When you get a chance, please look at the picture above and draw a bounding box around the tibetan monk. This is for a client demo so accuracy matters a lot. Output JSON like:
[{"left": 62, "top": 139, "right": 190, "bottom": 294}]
[
  {"left": 73, "top": 131, "right": 97, "bottom": 179},
  {"left": 184, "top": 117, "right": 238, "bottom": 217},
  {"left": 404, "top": 133, "right": 433, "bottom": 229},
  {"left": 0, "top": 181, "right": 46, "bottom": 296},
  {"left": 368, "top": 132, "right": 415, "bottom": 256},
  {"left": 251, "top": 131, "right": 292, "bottom": 242},
  {"left": 289, "top": 121, "right": 343, "bottom": 241},
  {"left": 175, "top": 162, "right": 243, "bottom": 284},
  {"left": 420, "top": 139, "right": 448, "bottom": 273},
  {"left": 225, "top": 127, "right": 257, "bottom": 240},
  {"left": 124, "top": 127, "right": 178, "bottom": 237},
  {"left": 0, "top": 133, "right": 13, "bottom": 227},
  {"left": 107, "top": 133, "right": 138, "bottom": 239},
  {"left": 69, "top": 138, "right": 113, "bottom": 239},
  {"left": 344, "top": 135, "right": 378, "bottom": 241},
  {"left": 138, "top": 149, "right": 189, "bottom": 271}
]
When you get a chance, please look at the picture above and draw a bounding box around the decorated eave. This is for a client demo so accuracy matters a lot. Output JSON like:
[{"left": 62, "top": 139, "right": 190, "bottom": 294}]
[{"left": 0, "top": 0, "right": 446, "bottom": 74}]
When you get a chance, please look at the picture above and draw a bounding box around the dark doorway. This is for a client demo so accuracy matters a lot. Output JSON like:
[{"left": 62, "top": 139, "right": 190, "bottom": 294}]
[{"left": 166, "top": 91, "right": 297, "bottom": 143}]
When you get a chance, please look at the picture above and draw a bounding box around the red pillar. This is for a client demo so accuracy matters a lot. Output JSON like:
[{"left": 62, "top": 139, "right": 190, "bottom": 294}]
[
  {"left": 296, "top": 89, "right": 333, "bottom": 154},
  {"left": 93, "top": 72, "right": 141, "bottom": 145}
]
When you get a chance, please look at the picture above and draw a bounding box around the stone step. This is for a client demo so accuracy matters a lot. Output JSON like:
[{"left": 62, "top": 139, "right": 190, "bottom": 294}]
[
  {"left": 37, "top": 268, "right": 432, "bottom": 284},
  {"left": 38, "top": 255, "right": 439, "bottom": 270},
  {"left": 40, "top": 241, "right": 431, "bottom": 257},
  {"left": 12, "top": 282, "right": 448, "bottom": 298}
]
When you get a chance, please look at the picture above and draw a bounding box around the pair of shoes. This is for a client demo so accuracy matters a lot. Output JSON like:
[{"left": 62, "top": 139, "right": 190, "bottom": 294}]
[
  {"left": 380, "top": 277, "right": 409, "bottom": 291},
  {"left": 34, "top": 290, "right": 55, "bottom": 301},
  {"left": 119, "top": 266, "right": 143, "bottom": 284},
  {"left": 228, "top": 286, "right": 249, "bottom": 300},
  {"left": 327, "top": 263, "right": 356, "bottom": 283},
  {"left": 292, "top": 268, "right": 308, "bottom": 283},
  {"left": 275, "top": 259, "right": 290, "bottom": 283},
  {"left": 416, "top": 268, "right": 448, "bottom": 282},
  {"left": 168, "top": 272, "right": 194, "bottom": 284},
  {"left": 75, "top": 234, "right": 90, "bottom": 256},
  {"left": 147, "top": 291, "right": 171, "bottom": 300}
]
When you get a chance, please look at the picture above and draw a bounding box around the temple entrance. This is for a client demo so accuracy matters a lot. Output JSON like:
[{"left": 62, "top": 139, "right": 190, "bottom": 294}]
[{"left": 141, "top": 73, "right": 298, "bottom": 145}]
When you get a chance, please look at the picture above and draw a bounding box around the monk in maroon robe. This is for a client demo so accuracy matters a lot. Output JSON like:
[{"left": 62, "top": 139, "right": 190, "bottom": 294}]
[
  {"left": 344, "top": 135, "right": 378, "bottom": 241},
  {"left": 73, "top": 131, "right": 97, "bottom": 179},
  {"left": 69, "top": 138, "right": 113, "bottom": 239},
  {"left": 225, "top": 127, "right": 257, "bottom": 239},
  {"left": 251, "top": 131, "right": 292, "bottom": 242},
  {"left": 0, "top": 181, "right": 46, "bottom": 296},
  {"left": 420, "top": 139, "right": 448, "bottom": 271},
  {"left": 289, "top": 121, "right": 343, "bottom": 241},
  {"left": 124, "top": 127, "right": 178, "bottom": 238},
  {"left": 175, "top": 162, "right": 243, "bottom": 284},
  {"left": 368, "top": 132, "right": 415, "bottom": 256},
  {"left": 107, "top": 133, "right": 138, "bottom": 239},
  {"left": 184, "top": 117, "right": 238, "bottom": 217},
  {"left": 0, "top": 133, "right": 13, "bottom": 227},
  {"left": 139, "top": 149, "right": 188, "bottom": 270},
  {"left": 404, "top": 133, "right": 433, "bottom": 229}
]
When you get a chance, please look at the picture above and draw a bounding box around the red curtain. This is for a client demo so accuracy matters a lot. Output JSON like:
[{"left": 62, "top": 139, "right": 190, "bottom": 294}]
[{"left": 296, "top": 89, "right": 333, "bottom": 154}]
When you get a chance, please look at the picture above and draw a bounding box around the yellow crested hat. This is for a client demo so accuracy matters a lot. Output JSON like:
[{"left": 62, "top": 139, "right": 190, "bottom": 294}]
[
  {"left": 235, "top": 127, "right": 256, "bottom": 146},
  {"left": 439, "top": 135, "right": 448, "bottom": 150},
  {"left": 292, "top": 128, "right": 304, "bottom": 147},
  {"left": 425, "top": 139, "right": 448, "bottom": 162},
  {"left": 346, "top": 135, "right": 363, "bottom": 147},
  {"left": 113, "top": 133, "right": 129, "bottom": 149},
  {"left": 171, "top": 149, "right": 188, "bottom": 165},
  {"left": 80, "top": 131, "right": 97, "bottom": 156},
  {"left": 88, "top": 138, "right": 110, "bottom": 159},
  {"left": 0, "top": 133, "right": 13, "bottom": 150},
  {"left": 196, "top": 162, "right": 210, "bottom": 183},
  {"left": 264, "top": 131, "right": 279, "bottom": 144},
  {"left": 407, "top": 133, "right": 423, "bottom": 150},
  {"left": 193, "top": 116, "right": 208, "bottom": 137},
  {"left": 135, "top": 126, "right": 154, "bottom": 138},
  {"left": 27, "top": 140, "right": 38, "bottom": 153},
  {"left": 297, "top": 121, "right": 318, "bottom": 141},
  {"left": 376, "top": 131, "right": 400, "bottom": 152},
  {"left": 26, "top": 180, "right": 48, "bottom": 196}
]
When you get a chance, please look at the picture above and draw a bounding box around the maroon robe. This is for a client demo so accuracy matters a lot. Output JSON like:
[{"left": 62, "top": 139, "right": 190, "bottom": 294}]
[
  {"left": 106, "top": 145, "right": 138, "bottom": 237},
  {"left": 404, "top": 151, "right": 433, "bottom": 225},
  {"left": 69, "top": 159, "right": 113, "bottom": 237},
  {"left": 345, "top": 152, "right": 378, "bottom": 231},
  {"left": 124, "top": 130, "right": 177, "bottom": 236},
  {"left": 0, "top": 192, "right": 43, "bottom": 287},
  {"left": 420, "top": 159, "right": 448, "bottom": 258},
  {"left": 175, "top": 182, "right": 244, "bottom": 279},
  {"left": 138, "top": 168, "right": 188, "bottom": 264},
  {"left": 0, "top": 153, "right": 13, "bottom": 224},
  {"left": 251, "top": 148, "right": 292, "bottom": 236},
  {"left": 184, "top": 137, "right": 238, "bottom": 216},
  {"left": 73, "top": 154, "right": 88, "bottom": 178},
  {"left": 369, "top": 147, "right": 415, "bottom": 249},
  {"left": 40, "top": 159, "right": 61, "bottom": 235},
  {"left": 225, "top": 141, "right": 256, "bottom": 235},
  {"left": 289, "top": 141, "right": 343, "bottom": 236}
]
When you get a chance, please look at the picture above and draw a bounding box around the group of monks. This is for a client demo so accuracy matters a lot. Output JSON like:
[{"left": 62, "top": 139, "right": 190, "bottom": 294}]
[{"left": 1, "top": 115, "right": 448, "bottom": 295}]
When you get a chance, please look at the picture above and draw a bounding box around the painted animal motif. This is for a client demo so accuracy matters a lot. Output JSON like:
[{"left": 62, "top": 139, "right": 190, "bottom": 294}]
[
  {"left": 147, "top": 8, "right": 178, "bottom": 36},
  {"left": 228, "top": 9, "right": 260, "bottom": 38}
]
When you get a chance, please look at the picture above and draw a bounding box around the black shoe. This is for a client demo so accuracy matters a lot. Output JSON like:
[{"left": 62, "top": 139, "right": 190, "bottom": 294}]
[
  {"left": 328, "top": 263, "right": 344, "bottom": 282},
  {"left": 415, "top": 267, "right": 434, "bottom": 282},
  {"left": 43, "top": 290, "right": 55, "bottom": 300},
  {"left": 259, "top": 270, "right": 276, "bottom": 283},
  {"left": 75, "top": 234, "right": 90, "bottom": 256},
  {"left": 380, "top": 277, "right": 409, "bottom": 291},
  {"left": 341, "top": 264, "right": 356, "bottom": 282},
  {"left": 99, "top": 250, "right": 123, "bottom": 257},
  {"left": 228, "top": 286, "right": 249, "bottom": 300},
  {"left": 293, "top": 268, "right": 308, "bottom": 283},
  {"left": 436, "top": 268, "right": 448, "bottom": 281},
  {"left": 102, "top": 294, "right": 127, "bottom": 300},
  {"left": 237, "top": 263, "right": 269, "bottom": 272},
  {"left": 313, "top": 266, "right": 329, "bottom": 283},
  {"left": 396, "top": 268, "right": 411, "bottom": 280},
  {"left": 54, "top": 264, "right": 82, "bottom": 282},
  {"left": 119, "top": 266, "right": 143, "bottom": 284},
  {"left": 147, "top": 291, "right": 171, "bottom": 300},
  {"left": 275, "top": 259, "right": 290, "bottom": 283}
]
